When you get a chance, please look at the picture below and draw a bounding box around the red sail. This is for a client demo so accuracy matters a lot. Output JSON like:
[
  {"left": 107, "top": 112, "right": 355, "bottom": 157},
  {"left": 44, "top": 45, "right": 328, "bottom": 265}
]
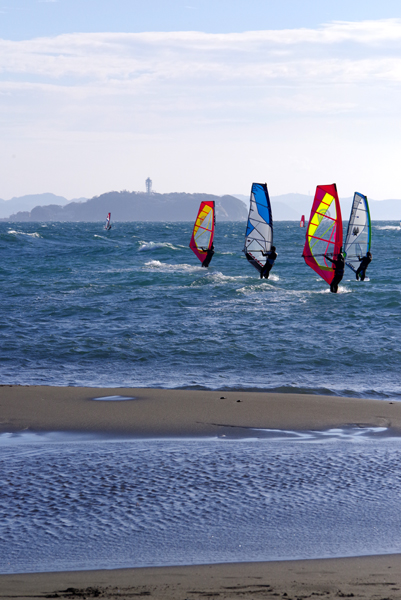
[
  {"left": 189, "top": 201, "right": 215, "bottom": 263},
  {"left": 303, "top": 184, "right": 343, "bottom": 285}
]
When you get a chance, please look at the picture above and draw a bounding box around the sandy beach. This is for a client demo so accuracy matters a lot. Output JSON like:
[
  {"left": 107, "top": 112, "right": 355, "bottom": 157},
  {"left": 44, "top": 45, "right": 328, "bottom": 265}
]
[
  {"left": 2, "top": 555, "right": 401, "bottom": 600},
  {"left": 1, "top": 385, "right": 400, "bottom": 436},
  {"left": 1, "top": 385, "right": 401, "bottom": 599}
]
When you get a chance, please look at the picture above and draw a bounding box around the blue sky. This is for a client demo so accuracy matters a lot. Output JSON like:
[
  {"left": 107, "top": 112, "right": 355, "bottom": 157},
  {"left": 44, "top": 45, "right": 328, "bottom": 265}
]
[
  {"left": 2, "top": 1, "right": 401, "bottom": 200},
  {"left": 3, "top": 1, "right": 401, "bottom": 38}
]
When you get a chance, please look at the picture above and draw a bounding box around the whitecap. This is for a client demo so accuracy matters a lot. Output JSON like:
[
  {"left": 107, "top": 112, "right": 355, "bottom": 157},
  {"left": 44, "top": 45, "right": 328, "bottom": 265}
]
[
  {"left": 144, "top": 260, "right": 200, "bottom": 272},
  {"left": 315, "top": 285, "right": 351, "bottom": 294},
  {"left": 7, "top": 230, "right": 40, "bottom": 238},
  {"left": 237, "top": 283, "right": 275, "bottom": 293},
  {"left": 337, "top": 285, "right": 352, "bottom": 294},
  {"left": 209, "top": 272, "right": 248, "bottom": 283},
  {"left": 138, "top": 241, "right": 178, "bottom": 252},
  {"left": 375, "top": 225, "right": 401, "bottom": 231}
]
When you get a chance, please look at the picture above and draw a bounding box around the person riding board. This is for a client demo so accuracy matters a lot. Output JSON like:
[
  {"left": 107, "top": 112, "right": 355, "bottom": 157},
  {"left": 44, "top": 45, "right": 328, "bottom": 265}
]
[
  {"left": 356, "top": 252, "right": 372, "bottom": 281},
  {"left": 324, "top": 248, "right": 345, "bottom": 293},
  {"left": 201, "top": 243, "right": 214, "bottom": 268},
  {"left": 260, "top": 246, "right": 277, "bottom": 279}
]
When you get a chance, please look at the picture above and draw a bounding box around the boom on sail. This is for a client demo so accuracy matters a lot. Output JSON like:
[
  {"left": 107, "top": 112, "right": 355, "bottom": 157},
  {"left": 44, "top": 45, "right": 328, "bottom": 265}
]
[
  {"left": 344, "top": 192, "right": 371, "bottom": 273},
  {"left": 303, "top": 184, "right": 343, "bottom": 285},
  {"left": 243, "top": 183, "right": 274, "bottom": 275},
  {"left": 189, "top": 201, "right": 215, "bottom": 267}
]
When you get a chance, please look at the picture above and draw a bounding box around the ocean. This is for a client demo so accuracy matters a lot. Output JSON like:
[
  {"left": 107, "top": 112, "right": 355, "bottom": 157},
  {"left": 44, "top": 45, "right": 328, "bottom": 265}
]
[
  {"left": 0, "top": 220, "right": 400, "bottom": 398},
  {"left": 1, "top": 219, "right": 401, "bottom": 574}
]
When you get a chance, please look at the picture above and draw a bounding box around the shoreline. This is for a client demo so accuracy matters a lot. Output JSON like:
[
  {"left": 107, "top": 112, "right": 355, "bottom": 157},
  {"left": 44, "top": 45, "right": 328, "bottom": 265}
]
[
  {"left": 2, "top": 554, "right": 401, "bottom": 599},
  {"left": 2, "top": 385, "right": 401, "bottom": 599},
  {"left": 1, "top": 385, "right": 401, "bottom": 436}
]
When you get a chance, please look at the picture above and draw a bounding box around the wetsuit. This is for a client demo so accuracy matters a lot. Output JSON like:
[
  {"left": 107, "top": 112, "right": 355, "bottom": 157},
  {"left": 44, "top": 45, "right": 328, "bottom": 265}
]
[
  {"left": 356, "top": 255, "right": 371, "bottom": 281},
  {"left": 201, "top": 245, "right": 214, "bottom": 268},
  {"left": 260, "top": 249, "right": 277, "bottom": 279},
  {"left": 325, "top": 254, "right": 345, "bottom": 293}
]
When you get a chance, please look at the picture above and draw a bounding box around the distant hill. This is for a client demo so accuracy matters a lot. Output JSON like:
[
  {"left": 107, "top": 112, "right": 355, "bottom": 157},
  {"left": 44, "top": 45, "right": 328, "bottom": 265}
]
[
  {"left": 2, "top": 191, "right": 248, "bottom": 222},
  {"left": 3, "top": 190, "right": 401, "bottom": 222},
  {"left": 0, "top": 193, "right": 86, "bottom": 219}
]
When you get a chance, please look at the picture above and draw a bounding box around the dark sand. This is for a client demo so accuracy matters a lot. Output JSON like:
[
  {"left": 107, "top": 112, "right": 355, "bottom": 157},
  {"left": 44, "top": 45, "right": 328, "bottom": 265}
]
[{"left": 1, "top": 385, "right": 400, "bottom": 599}]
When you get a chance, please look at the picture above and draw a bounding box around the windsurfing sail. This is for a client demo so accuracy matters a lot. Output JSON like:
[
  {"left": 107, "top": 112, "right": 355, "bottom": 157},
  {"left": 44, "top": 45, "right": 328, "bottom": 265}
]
[
  {"left": 300, "top": 215, "right": 305, "bottom": 228},
  {"left": 105, "top": 213, "right": 111, "bottom": 230},
  {"left": 189, "top": 201, "right": 215, "bottom": 264},
  {"left": 303, "top": 184, "right": 343, "bottom": 285},
  {"left": 344, "top": 192, "right": 371, "bottom": 273},
  {"left": 243, "top": 183, "right": 273, "bottom": 274}
]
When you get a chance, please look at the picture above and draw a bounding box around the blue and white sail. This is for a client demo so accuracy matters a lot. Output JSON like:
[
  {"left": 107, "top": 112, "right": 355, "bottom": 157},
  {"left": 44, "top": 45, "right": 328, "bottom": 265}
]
[
  {"left": 243, "top": 183, "right": 273, "bottom": 274},
  {"left": 344, "top": 192, "right": 371, "bottom": 273}
]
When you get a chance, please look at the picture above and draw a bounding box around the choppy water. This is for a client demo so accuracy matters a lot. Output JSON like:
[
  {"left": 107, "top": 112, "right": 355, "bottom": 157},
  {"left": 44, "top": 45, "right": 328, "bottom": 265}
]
[
  {"left": 1, "top": 429, "right": 401, "bottom": 574},
  {"left": 1, "top": 220, "right": 400, "bottom": 398}
]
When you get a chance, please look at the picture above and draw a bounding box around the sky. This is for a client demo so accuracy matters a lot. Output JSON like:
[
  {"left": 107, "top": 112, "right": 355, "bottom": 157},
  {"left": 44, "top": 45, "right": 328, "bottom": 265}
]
[{"left": 2, "top": 0, "right": 401, "bottom": 200}]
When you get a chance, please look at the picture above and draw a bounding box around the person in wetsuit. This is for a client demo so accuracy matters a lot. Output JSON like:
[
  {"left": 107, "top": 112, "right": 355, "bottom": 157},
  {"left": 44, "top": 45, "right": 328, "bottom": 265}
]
[
  {"left": 324, "top": 248, "right": 345, "bottom": 293},
  {"left": 260, "top": 246, "right": 277, "bottom": 279},
  {"left": 355, "top": 251, "right": 372, "bottom": 281},
  {"left": 201, "top": 243, "right": 214, "bottom": 268}
]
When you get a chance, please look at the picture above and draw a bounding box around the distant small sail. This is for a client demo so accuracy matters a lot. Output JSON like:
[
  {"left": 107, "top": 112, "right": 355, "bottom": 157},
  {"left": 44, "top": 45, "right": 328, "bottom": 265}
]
[
  {"left": 344, "top": 193, "right": 371, "bottom": 273},
  {"left": 189, "top": 201, "right": 215, "bottom": 266},
  {"left": 300, "top": 215, "right": 305, "bottom": 228},
  {"left": 303, "top": 184, "right": 343, "bottom": 285},
  {"left": 105, "top": 213, "right": 112, "bottom": 230},
  {"left": 243, "top": 183, "right": 273, "bottom": 274}
]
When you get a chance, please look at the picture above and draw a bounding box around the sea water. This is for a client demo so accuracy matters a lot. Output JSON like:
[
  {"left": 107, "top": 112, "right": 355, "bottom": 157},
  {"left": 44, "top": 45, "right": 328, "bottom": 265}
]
[
  {"left": 0, "top": 220, "right": 400, "bottom": 398},
  {"left": 2, "top": 428, "right": 401, "bottom": 574},
  {"left": 1, "top": 220, "right": 401, "bottom": 574}
]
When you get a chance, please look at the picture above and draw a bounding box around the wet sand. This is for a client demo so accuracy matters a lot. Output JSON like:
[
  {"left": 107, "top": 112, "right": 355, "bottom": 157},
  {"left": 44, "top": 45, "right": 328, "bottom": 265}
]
[
  {"left": 1, "top": 385, "right": 401, "bottom": 598},
  {"left": 2, "top": 555, "right": 401, "bottom": 600},
  {"left": 0, "top": 385, "right": 400, "bottom": 436}
]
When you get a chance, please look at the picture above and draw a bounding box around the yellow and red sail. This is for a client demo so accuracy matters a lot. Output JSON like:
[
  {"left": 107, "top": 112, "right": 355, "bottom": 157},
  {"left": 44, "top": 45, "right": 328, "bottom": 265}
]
[
  {"left": 303, "top": 184, "right": 343, "bottom": 285},
  {"left": 189, "top": 201, "right": 215, "bottom": 263}
]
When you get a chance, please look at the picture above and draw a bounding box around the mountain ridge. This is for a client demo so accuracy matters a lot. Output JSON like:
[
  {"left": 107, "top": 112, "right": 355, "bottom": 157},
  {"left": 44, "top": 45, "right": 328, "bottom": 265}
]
[
  {"left": 2, "top": 190, "right": 401, "bottom": 221},
  {"left": 1, "top": 190, "right": 247, "bottom": 222}
]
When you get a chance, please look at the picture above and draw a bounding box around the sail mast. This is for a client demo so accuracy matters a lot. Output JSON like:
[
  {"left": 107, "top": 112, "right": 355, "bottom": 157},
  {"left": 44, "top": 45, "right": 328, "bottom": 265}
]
[
  {"left": 189, "top": 201, "right": 215, "bottom": 264},
  {"left": 344, "top": 193, "right": 371, "bottom": 273},
  {"left": 303, "top": 184, "right": 343, "bottom": 285},
  {"left": 243, "top": 183, "right": 273, "bottom": 275}
]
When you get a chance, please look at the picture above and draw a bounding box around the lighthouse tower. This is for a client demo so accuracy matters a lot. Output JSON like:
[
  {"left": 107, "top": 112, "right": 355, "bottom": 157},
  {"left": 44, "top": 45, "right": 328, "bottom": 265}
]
[{"left": 145, "top": 178, "right": 152, "bottom": 194}]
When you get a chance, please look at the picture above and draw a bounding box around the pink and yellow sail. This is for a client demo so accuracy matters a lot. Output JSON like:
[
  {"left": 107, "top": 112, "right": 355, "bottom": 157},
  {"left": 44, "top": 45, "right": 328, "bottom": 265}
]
[
  {"left": 189, "top": 201, "right": 215, "bottom": 263},
  {"left": 303, "top": 184, "right": 343, "bottom": 285}
]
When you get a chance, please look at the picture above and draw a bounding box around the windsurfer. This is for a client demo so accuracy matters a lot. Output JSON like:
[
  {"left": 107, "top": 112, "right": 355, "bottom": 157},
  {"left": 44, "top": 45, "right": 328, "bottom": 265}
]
[
  {"left": 356, "top": 252, "right": 372, "bottom": 281},
  {"left": 324, "top": 249, "right": 345, "bottom": 293},
  {"left": 260, "top": 246, "right": 277, "bottom": 279},
  {"left": 201, "top": 243, "right": 215, "bottom": 268}
]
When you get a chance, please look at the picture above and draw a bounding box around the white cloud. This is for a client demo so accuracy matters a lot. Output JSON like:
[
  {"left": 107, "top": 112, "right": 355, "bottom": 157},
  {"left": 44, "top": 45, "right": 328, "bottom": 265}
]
[{"left": 1, "top": 20, "right": 401, "bottom": 199}]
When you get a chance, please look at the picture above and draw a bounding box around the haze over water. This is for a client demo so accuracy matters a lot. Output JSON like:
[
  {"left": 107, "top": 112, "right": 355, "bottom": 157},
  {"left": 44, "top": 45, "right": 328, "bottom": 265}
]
[{"left": 0, "top": 220, "right": 399, "bottom": 399}]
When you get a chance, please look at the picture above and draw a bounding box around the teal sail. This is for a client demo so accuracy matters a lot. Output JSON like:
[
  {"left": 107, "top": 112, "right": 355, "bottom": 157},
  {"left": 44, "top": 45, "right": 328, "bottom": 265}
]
[
  {"left": 344, "top": 192, "right": 371, "bottom": 273},
  {"left": 243, "top": 183, "right": 273, "bottom": 274}
]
